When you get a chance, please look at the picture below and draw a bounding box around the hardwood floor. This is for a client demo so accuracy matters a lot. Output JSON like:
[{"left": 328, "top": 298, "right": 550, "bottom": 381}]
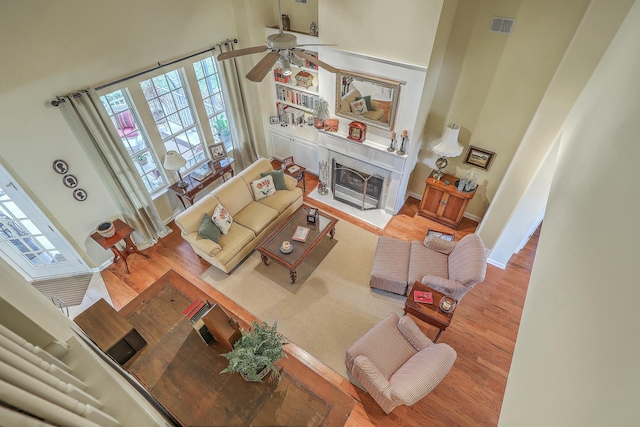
[{"left": 100, "top": 168, "right": 534, "bottom": 427}]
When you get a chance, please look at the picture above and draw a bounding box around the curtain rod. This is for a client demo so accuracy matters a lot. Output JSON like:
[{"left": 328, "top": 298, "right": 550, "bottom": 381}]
[{"left": 51, "top": 38, "right": 238, "bottom": 106}]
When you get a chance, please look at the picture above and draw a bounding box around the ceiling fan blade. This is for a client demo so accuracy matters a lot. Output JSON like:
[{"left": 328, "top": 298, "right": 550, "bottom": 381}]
[
  {"left": 246, "top": 52, "right": 280, "bottom": 82},
  {"left": 217, "top": 45, "right": 268, "bottom": 61},
  {"left": 293, "top": 50, "right": 339, "bottom": 74}
]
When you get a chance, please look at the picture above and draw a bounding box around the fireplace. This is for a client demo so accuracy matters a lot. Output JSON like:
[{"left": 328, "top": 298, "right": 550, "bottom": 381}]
[{"left": 332, "top": 160, "right": 384, "bottom": 210}]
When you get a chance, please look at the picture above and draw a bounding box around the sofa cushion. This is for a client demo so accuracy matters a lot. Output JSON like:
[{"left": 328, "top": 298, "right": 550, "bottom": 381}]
[
  {"left": 239, "top": 157, "right": 274, "bottom": 188},
  {"left": 215, "top": 223, "right": 255, "bottom": 265},
  {"left": 423, "top": 235, "right": 455, "bottom": 255},
  {"left": 257, "top": 186, "right": 303, "bottom": 214},
  {"left": 214, "top": 177, "right": 253, "bottom": 217},
  {"left": 198, "top": 212, "right": 221, "bottom": 243},
  {"left": 408, "top": 240, "right": 449, "bottom": 290},
  {"left": 250, "top": 175, "right": 276, "bottom": 200},
  {"left": 233, "top": 202, "right": 278, "bottom": 235},
  {"left": 448, "top": 234, "right": 487, "bottom": 286},
  {"left": 261, "top": 169, "right": 287, "bottom": 190},
  {"left": 212, "top": 204, "right": 233, "bottom": 235}
]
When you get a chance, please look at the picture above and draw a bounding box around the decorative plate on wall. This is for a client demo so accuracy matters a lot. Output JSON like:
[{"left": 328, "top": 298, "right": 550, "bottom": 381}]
[
  {"left": 73, "top": 189, "right": 88, "bottom": 201},
  {"left": 52, "top": 159, "right": 69, "bottom": 174},
  {"left": 63, "top": 174, "right": 78, "bottom": 188}
]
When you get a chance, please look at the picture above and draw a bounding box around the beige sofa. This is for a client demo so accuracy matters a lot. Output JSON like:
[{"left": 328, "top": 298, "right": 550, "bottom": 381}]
[
  {"left": 340, "top": 88, "right": 385, "bottom": 121},
  {"left": 174, "top": 158, "right": 303, "bottom": 273}
]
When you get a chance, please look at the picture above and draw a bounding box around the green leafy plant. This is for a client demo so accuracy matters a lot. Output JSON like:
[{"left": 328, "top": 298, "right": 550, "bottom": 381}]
[
  {"left": 220, "top": 320, "right": 287, "bottom": 382},
  {"left": 312, "top": 97, "right": 330, "bottom": 121}
]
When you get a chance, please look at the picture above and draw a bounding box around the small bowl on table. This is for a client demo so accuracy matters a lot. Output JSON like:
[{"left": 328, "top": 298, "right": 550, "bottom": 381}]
[{"left": 439, "top": 296, "right": 456, "bottom": 313}]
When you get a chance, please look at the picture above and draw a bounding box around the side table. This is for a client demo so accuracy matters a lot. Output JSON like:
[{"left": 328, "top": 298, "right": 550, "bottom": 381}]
[
  {"left": 284, "top": 163, "right": 306, "bottom": 192},
  {"left": 90, "top": 219, "right": 150, "bottom": 274},
  {"left": 404, "top": 281, "right": 457, "bottom": 342},
  {"left": 168, "top": 157, "right": 235, "bottom": 209}
]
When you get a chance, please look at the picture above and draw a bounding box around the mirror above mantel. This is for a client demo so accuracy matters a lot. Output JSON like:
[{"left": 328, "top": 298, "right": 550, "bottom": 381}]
[{"left": 335, "top": 70, "right": 401, "bottom": 131}]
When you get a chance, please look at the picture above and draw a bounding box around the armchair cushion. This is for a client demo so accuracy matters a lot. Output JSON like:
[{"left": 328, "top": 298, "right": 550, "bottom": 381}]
[
  {"left": 398, "top": 314, "right": 433, "bottom": 352},
  {"left": 421, "top": 274, "right": 468, "bottom": 301},
  {"left": 408, "top": 240, "right": 449, "bottom": 288}
]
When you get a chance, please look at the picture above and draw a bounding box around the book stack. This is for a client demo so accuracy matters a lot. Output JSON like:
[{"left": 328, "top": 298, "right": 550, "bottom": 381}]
[
  {"left": 191, "top": 164, "right": 212, "bottom": 182},
  {"left": 276, "top": 102, "right": 306, "bottom": 126},
  {"left": 275, "top": 84, "right": 319, "bottom": 110},
  {"left": 183, "top": 298, "right": 215, "bottom": 344},
  {"left": 273, "top": 68, "right": 291, "bottom": 83}
]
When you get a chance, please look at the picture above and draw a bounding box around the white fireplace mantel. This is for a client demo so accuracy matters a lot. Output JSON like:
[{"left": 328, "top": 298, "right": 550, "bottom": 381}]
[{"left": 317, "top": 131, "right": 409, "bottom": 214}]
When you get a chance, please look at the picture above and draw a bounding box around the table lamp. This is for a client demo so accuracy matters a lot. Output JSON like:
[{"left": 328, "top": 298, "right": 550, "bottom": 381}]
[
  {"left": 432, "top": 123, "right": 463, "bottom": 180},
  {"left": 163, "top": 150, "right": 188, "bottom": 188}
]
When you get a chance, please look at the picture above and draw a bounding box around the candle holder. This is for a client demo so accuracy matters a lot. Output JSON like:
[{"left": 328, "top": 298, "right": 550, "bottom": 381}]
[
  {"left": 396, "top": 130, "right": 408, "bottom": 155},
  {"left": 387, "top": 131, "right": 397, "bottom": 152}
]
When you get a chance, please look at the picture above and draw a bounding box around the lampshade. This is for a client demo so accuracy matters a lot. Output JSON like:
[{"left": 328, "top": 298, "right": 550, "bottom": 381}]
[
  {"left": 433, "top": 123, "right": 463, "bottom": 158},
  {"left": 163, "top": 150, "right": 186, "bottom": 171}
]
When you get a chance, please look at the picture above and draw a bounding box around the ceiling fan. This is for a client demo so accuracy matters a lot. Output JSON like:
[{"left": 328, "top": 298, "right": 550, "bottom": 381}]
[{"left": 217, "top": 1, "right": 338, "bottom": 82}]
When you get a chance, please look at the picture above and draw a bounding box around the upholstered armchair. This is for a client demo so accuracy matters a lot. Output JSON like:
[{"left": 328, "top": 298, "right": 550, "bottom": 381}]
[{"left": 345, "top": 312, "right": 456, "bottom": 414}]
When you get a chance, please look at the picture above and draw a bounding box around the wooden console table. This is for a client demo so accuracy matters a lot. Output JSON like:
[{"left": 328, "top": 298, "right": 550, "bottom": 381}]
[
  {"left": 90, "top": 219, "right": 150, "bottom": 274},
  {"left": 168, "top": 157, "right": 235, "bottom": 209}
]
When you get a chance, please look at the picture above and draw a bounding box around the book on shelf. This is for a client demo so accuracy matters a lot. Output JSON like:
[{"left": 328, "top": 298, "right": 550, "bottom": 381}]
[
  {"left": 414, "top": 290, "right": 433, "bottom": 304},
  {"left": 292, "top": 225, "right": 310, "bottom": 242}
]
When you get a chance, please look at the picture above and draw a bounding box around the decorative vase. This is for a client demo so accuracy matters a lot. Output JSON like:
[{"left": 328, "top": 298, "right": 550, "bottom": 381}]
[
  {"left": 313, "top": 117, "right": 324, "bottom": 129},
  {"left": 96, "top": 221, "right": 115, "bottom": 238},
  {"left": 240, "top": 366, "right": 270, "bottom": 382}
]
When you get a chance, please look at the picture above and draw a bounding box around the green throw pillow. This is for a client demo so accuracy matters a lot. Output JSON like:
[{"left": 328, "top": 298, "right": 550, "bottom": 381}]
[
  {"left": 356, "top": 95, "right": 373, "bottom": 111},
  {"left": 261, "top": 169, "right": 287, "bottom": 191},
  {"left": 198, "top": 212, "right": 221, "bottom": 243}
]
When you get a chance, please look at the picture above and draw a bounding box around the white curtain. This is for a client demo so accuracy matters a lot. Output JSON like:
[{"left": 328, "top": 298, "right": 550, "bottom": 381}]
[
  {"left": 216, "top": 43, "right": 257, "bottom": 170},
  {"left": 59, "top": 89, "right": 170, "bottom": 249}
]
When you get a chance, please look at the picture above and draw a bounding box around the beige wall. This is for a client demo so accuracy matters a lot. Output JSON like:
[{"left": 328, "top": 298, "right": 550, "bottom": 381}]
[
  {"left": 409, "top": 0, "right": 593, "bottom": 220},
  {"left": 0, "top": 0, "right": 272, "bottom": 267},
  {"left": 499, "top": 1, "right": 640, "bottom": 423}
]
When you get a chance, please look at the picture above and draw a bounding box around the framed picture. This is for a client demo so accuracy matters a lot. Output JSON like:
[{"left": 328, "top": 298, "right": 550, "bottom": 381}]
[
  {"left": 282, "top": 156, "right": 294, "bottom": 167},
  {"left": 269, "top": 116, "right": 280, "bottom": 125},
  {"left": 209, "top": 143, "right": 227, "bottom": 161},
  {"left": 464, "top": 145, "right": 496, "bottom": 171}
]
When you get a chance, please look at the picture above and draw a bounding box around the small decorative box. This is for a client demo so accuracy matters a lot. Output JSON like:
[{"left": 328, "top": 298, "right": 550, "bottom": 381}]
[
  {"left": 294, "top": 71, "right": 314, "bottom": 89},
  {"left": 307, "top": 208, "right": 319, "bottom": 224},
  {"left": 347, "top": 121, "right": 367, "bottom": 142},
  {"left": 324, "top": 118, "right": 339, "bottom": 132}
]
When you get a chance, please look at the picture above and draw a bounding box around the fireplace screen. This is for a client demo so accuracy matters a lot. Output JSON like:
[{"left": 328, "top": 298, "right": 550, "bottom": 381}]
[{"left": 332, "top": 161, "right": 383, "bottom": 210}]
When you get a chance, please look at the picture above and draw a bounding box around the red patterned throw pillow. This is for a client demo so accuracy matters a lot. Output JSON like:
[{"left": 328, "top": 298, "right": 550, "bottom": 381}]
[
  {"left": 250, "top": 175, "right": 276, "bottom": 201},
  {"left": 212, "top": 204, "right": 233, "bottom": 235}
]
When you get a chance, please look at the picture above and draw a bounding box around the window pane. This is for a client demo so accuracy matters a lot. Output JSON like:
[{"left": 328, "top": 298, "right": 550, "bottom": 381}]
[
  {"left": 193, "top": 57, "right": 234, "bottom": 154},
  {"left": 141, "top": 69, "right": 206, "bottom": 174},
  {"left": 99, "top": 89, "right": 167, "bottom": 193}
]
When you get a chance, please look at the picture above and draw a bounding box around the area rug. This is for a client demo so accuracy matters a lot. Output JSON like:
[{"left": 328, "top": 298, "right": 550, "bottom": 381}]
[{"left": 200, "top": 219, "right": 405, "bottom": 378}]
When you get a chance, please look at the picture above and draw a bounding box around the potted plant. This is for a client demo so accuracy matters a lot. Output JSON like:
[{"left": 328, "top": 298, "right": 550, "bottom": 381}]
[
  {"left": 220, "top": 320, "right": 288, "bottom": 382},
  {"left": 312, "top": 97, "right": 329, "bottom": 129},
  {"left": 213, "top": 116, "right": 232, "bottom": 145}
]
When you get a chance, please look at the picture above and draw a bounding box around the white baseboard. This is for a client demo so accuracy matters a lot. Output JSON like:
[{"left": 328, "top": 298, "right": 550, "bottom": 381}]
[{"left": 487, "top": 257, "right": 506, "bottom": 269}]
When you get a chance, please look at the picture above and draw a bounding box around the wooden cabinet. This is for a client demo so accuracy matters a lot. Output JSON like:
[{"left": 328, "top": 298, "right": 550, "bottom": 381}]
[{"left": 418, "top": 172, "right": 476, "bottom": 229}]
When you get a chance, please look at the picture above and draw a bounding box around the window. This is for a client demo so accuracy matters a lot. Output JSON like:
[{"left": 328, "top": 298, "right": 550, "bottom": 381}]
[
  {"left": 98, "top": 54, "right": 233, "bottom": 196},
  {"left": 193, "top": 57, "right": 233, "bottom": 154}
]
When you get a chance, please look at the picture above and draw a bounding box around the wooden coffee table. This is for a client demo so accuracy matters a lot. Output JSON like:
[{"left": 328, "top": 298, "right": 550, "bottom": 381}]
[
  {"left": 404, "top": 281, "right": 457, "bottom": 342},
  {"left": 256, "top": 205, "right": 338, "bottom": 284}
]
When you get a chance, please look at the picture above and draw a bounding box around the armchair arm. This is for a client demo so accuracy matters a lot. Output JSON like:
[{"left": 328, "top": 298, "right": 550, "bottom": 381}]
[
  {"left": 421, "top": 274, "right": 468, "bottom": 300},
  {"left": 389, "top": 344, "right": 457, "bottom": 406},
  {"left": 351, "top": 355, "right": 400, "bottom": 414}
]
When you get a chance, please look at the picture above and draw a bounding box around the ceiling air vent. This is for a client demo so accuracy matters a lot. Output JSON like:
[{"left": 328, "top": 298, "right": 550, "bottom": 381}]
[{"left": 489, "top": 17, "right": 515, "bottom": 34}]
